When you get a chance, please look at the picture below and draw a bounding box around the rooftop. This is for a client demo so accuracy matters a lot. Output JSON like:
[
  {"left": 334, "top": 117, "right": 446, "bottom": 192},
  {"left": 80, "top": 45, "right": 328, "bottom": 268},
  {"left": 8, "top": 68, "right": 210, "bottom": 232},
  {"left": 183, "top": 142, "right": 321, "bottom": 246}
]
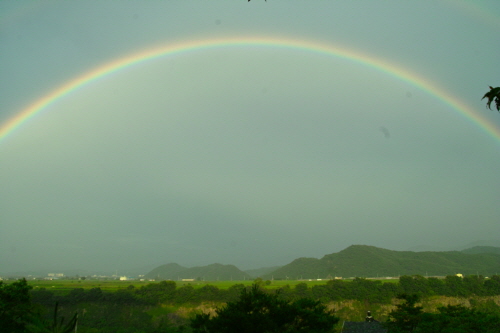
[{"left": 341, "top": 321, "right": 387, "bottom": 333}]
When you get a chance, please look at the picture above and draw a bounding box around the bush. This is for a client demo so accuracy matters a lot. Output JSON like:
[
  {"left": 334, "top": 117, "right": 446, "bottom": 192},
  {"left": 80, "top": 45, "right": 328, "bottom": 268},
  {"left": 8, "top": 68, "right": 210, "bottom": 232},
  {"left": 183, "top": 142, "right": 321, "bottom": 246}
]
[{"left": 190, "top": 284, "right": 339, "bottom": 333}]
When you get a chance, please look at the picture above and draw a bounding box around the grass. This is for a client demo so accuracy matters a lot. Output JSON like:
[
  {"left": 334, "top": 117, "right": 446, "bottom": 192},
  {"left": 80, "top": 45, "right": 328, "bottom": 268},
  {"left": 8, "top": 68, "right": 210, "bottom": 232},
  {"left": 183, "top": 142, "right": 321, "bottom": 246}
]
[
  {"left": 26, "top": 276, "right": 400, "bottom": 294},
  {"left": 27, "top": 278, "right": 334, "bottom": 293}
]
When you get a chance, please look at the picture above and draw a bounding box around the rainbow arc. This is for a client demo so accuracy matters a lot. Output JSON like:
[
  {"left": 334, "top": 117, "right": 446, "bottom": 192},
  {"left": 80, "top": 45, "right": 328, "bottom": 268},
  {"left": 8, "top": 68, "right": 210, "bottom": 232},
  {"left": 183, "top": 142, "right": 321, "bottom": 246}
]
[{"left": 1, "top": 37, "right": 498, "bottom": 144}]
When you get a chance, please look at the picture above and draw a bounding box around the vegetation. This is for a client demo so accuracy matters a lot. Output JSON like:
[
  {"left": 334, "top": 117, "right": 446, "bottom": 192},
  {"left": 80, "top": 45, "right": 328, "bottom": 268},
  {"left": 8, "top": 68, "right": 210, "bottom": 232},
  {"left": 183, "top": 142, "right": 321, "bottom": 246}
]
[
  {"left": 25, "top": 274, "right": 500, "bottom": 307},
  {"left": 3, "top": 275, "right": 500, "bottom": 332},
  {"left": 461, "top": 246, "right": 500, "bottom": 255},
  {"left": 26, "top": 278, "right": 331, "bottom": 294},
  {"left": 26, "top": 302, "right": 78, "bottom": 333},
  {"left": 482, "top": 86, "right": 500, "bottom": 112},
  {"left": 137, "top": 245, "right": 500, "bottom": 281},
  {"left": 190, "top": 284, "right": 339, "bottom": 333},
  {"left": 0, "top": 278, "right": 33, "bottom": 332},
  {"left": 386, "top": 293, "right": 500, "bottom": 333},
  {"left": 263, "top": 245, "right": 500, "bottom": 279}
]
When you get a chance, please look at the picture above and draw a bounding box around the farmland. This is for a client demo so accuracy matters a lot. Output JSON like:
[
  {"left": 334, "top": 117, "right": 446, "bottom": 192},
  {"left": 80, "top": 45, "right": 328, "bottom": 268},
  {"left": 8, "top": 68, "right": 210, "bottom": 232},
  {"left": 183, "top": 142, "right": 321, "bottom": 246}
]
[{"left": 27, "top": 278, "right": 369, "bottom": 294}]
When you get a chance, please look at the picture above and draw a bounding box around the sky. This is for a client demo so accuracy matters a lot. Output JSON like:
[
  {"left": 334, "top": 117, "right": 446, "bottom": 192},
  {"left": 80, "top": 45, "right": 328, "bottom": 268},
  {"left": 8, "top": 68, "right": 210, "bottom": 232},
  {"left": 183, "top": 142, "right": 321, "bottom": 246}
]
[{"left": 1, "top": 1, "right": 500, "bottom": 275}]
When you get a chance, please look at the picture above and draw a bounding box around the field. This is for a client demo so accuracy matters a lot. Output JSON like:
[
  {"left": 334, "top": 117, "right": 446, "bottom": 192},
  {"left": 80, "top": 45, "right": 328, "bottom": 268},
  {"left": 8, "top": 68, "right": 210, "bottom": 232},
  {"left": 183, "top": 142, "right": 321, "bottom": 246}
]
[
  {"left": 26, "top": 279, "right": 332, "bottom": 293},
  {"left": 26, "top": 277, "right": 399, "bottom": 294}
]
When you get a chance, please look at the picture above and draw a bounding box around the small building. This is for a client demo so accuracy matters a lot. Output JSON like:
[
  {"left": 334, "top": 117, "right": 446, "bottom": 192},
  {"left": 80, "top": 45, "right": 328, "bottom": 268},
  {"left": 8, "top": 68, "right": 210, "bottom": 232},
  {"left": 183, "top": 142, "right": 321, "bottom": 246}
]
[
  {"left": 48, "top": 273, "right": 64, "bottom": 278},
  {"left": 341, "top": 321, "right": 387, "bottom": 333},
  {"left": 341, "top": 311, "right": 387, "bottom": 333}
]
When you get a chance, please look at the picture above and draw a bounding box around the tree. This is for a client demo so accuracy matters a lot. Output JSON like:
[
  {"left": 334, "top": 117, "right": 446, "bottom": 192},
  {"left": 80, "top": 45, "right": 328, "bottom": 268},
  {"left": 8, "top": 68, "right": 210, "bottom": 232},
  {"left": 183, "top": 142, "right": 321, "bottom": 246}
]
[
  {"left": 399, "top": 275, "right": 431, "bottom": 297},
  {"left": 484, "top": 275, "right": 500, "bottom": 295},
  {"left": 190, "top": 284, "right": 339, "bottom": 333},
  {"left": 385, "top": 294, "right": 423, "bottom": 333},
  {"left": 293, "top": 282, "right": 310, "bottom": 300},
  {"left": 443, "top": 275, "right": 467, "bottom": 297},
  {"left": 415, "top": 305, "right": 500, "bottom": 333},
  {"left": 462, "top": 275, "right": 485, "bottom": 296},
  {"left": 386, "top": 294, "right": 500, "bottom": 333},
  {"left": 482, "top": 86, "right": 500, "bottom": 112},
  {"left": 136, "top": 280, "right": 176, "bottom": 304},
  {"left": 26, "top": 302, "right": 78, "bottom": 333},
  {"left": 0, "top": 278, "right": 34, "bottom": 332}
]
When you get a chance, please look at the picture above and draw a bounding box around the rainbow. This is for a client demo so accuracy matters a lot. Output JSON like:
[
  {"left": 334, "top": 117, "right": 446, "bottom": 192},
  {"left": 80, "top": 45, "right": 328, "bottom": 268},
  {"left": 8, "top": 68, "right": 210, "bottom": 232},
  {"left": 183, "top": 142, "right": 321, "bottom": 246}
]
[{"left": 1, "top": 36, "right": 499, "bottom": 144}]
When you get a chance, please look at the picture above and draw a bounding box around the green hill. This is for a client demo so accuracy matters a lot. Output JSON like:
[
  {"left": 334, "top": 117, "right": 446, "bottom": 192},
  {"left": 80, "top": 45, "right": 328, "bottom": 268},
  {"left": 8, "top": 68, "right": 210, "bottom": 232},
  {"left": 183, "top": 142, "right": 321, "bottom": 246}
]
[
  {"left": 263, "top": 245, "right": 500, "bottom": 279},
  {"left": 244, "top": 266, "right": 282, "bottom": 278},
  {"left": 145, "top": 263, "right": 251, "bottom": 281},
  {"left": 461, "top": 246, "right": 500, "bottom": 255},
  {"left": 144, "top": 263, "right": 187, "bottom": 280}
]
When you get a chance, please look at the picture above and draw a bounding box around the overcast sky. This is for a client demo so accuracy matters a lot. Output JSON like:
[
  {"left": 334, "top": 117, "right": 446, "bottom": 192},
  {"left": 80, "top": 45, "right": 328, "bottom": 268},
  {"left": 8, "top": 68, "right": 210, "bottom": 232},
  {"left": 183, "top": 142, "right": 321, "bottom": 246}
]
[{"left": 1, "top": 1, "right": 500, "bottom": 275}]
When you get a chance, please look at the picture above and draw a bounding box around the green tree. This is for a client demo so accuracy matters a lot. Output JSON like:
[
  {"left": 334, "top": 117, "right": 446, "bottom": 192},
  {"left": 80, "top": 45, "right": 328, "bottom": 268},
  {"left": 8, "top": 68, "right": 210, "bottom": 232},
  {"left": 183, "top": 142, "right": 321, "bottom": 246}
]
[
  {"left": 31, "top": 288, "right": 56, "bottom": 307},
  {"left": 109, "top": 287, "right": 138, "bottom": 304},
  {"left": 174, "top": 284, "right": 196, "bottom": 303},
  {"left": 349, "top": 277, "right": 382, "bottom": 303},
  {"left": 323, "top": 279, "right": 350, "bottom": 301},
  {"left": 484, "top": 275, "right": 500, "bottom": 295},
  {"left": 136, "top": 280, "right": 176, "bottom": 304},
  {"left": 379, "top": 282, "right": 399, "bottom": 304},
  {"left": 482, "top": 86, "right": 500, "bottom": 111},
  {"left": 462, "top": 275, "right": 485, "bottom": 296},
  {"left": 0, "top": 278, "right": 34, "bottom": 332},
  {"left": 196, "top": 284, "right": 221, "bottom": 302},
  {"left": 426, "top": 277, "right": 446, "bottom": 295},
  {"left": 293, "top": 282, "right": 310, "bottom": 300},
  {"left": 399, "top": 275, "right": 431, "bottom": 297},
  {"left": 190, "top": 284, "right": 339, "bottom": 333},
  {"left": 226, "top": 283, "right": 245, "bottom": 302},
  {"left": 385, "top": 294, "right": 423, "bottom": 333},
  {"left": 26, "top": 302, "right": 78, "bottom": 333},
  {"left": 416, "top": 305, "right": 500, "bottom": 333},
  {"left": 86, "top": 287, "right": 105, "bottom": 302},
  {"left": 443, "top": 275, "right": 467, "bottom": 297},
  {"left": 66, "top": 288, "right": 86, "bottom": 304}
]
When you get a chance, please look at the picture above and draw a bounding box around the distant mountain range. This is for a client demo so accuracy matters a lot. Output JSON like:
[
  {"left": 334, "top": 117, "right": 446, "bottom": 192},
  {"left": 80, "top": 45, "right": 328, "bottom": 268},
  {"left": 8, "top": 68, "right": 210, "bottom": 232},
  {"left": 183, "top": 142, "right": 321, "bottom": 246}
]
[
  {"left": 260, "top": 245, "right": 500, "bottom": 279},
  {"left": 145, "top": 245, "right": 500, "bottom": 281},
  {"left": 461, "top": 246, "right": 500, "bottom": 256},
  {"left": 4, "top": 244, "right": 500, "bottom": 279}
]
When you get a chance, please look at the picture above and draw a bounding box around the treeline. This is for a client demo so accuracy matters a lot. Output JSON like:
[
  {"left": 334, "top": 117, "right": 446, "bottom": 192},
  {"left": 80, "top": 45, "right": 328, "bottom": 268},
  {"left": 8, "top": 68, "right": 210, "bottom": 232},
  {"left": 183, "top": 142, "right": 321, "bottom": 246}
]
[
  {"left": 31, "top": 274, "right": 500, "bottom": 307},
  {"left": 32, "top": 281, "right": 246, "bottom": 307},
  {"left": 6, "top": 276, "right": 500, "bottom": 333},
  {"left": 386, "top": 294, "right": 500, "bottom": 333},
  {"left": 309, "top": 274, "right": 500, "bottom": 303}
]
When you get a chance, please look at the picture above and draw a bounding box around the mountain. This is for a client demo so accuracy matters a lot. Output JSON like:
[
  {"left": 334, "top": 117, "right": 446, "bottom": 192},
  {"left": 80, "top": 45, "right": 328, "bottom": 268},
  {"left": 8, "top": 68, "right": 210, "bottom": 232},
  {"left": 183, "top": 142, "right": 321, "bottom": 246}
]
[
  {"left": 262, "top": 245, "right": 500, "bottom": 279},
  {"left": 461, "top": 246, "right": 500, "bottom": 255},
  {"left": 145, "top": 263, "right": 251, "bottom": 281},
  {"left": 144, "top": 263, "right": 187, "bottom": 280},
  {"left": 244, "top": 266, "right": 282, "bottom": 278},
  {"left": 456, "top": 239, "right": 500, "bottom": 250}
]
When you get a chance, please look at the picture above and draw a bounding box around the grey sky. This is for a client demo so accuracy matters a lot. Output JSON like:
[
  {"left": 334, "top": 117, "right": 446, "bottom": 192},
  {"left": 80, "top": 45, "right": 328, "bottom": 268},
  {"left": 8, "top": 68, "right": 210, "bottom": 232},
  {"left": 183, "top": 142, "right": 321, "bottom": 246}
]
[{"left": 1, "top": 1, "right": 500, "bottom": 274}]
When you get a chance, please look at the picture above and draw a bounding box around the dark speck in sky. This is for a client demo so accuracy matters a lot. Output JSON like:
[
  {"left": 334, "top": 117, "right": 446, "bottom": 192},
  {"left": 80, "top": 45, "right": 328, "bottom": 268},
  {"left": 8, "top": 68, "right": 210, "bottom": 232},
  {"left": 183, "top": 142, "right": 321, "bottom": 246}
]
[{"left": 379, "top": 126, "right": 390, "bottom": 138}]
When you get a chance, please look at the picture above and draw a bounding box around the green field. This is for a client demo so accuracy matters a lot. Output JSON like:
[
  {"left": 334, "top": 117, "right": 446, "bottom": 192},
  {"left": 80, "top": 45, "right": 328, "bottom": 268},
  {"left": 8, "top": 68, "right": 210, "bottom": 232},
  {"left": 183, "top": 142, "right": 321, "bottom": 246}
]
[
  {"left": 26, "top": 278, "right": 359, "bottom": 294},
  {"left": 26, "top": 277, "right": 401, "bottom": 295}
]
